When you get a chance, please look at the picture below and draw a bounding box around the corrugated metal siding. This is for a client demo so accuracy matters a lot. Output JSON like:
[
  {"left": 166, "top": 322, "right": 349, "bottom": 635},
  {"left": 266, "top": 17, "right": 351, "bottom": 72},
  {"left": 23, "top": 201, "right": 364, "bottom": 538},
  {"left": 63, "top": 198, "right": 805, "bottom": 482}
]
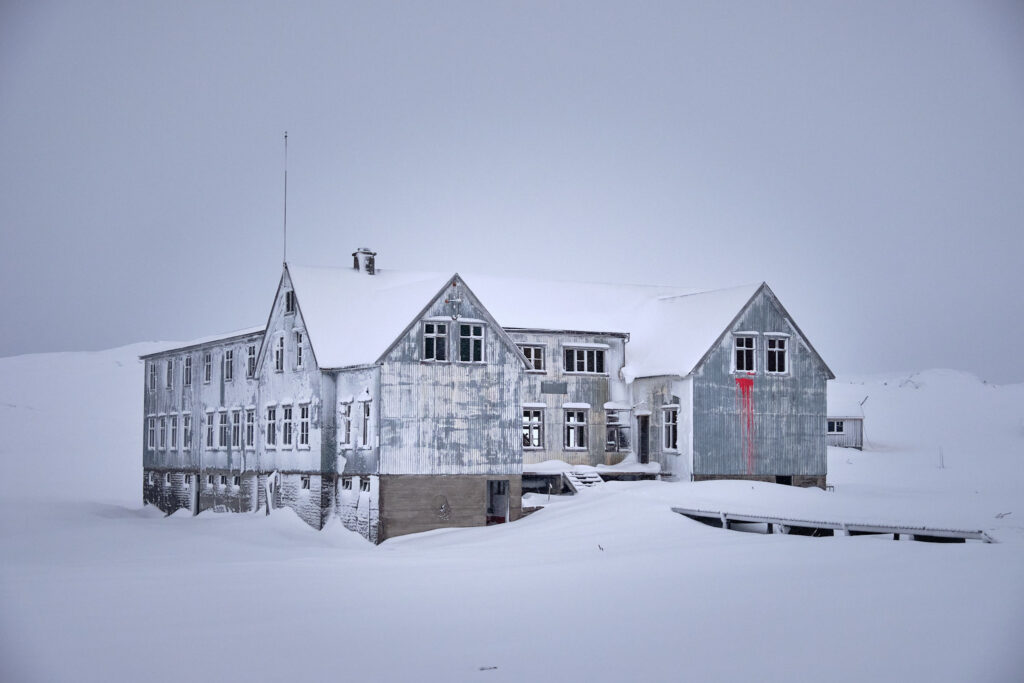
[
  {"left": 378, "top": 281, "right": 523, "bottom": 475},
  {"left": 827, "top": 417, "right": 863, "bottom": 449},
  {"left": 692, "top": 289, "right": 828, "bottom": 477}
]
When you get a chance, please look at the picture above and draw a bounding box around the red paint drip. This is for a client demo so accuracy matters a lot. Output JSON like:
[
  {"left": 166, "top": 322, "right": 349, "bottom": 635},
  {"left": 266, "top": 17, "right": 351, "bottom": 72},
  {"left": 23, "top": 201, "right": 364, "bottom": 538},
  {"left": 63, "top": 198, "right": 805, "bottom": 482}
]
[{"left": 735, "top": 377, "right": 755, "bottom": 474}]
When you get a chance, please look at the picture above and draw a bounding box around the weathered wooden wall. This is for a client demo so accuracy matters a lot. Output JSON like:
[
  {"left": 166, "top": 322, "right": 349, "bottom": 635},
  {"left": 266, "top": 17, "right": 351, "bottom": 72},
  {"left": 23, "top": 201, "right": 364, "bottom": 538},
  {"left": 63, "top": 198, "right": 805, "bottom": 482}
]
[{"left": 826, "top": 417, "right": 864, "bottom": 449}]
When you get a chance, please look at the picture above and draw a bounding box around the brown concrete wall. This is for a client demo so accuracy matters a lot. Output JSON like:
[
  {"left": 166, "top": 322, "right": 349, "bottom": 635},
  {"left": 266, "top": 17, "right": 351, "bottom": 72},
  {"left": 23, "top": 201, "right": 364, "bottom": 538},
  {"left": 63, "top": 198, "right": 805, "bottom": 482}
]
[{"left": 377, "top": 474, "right": 522, "bottom": 542}]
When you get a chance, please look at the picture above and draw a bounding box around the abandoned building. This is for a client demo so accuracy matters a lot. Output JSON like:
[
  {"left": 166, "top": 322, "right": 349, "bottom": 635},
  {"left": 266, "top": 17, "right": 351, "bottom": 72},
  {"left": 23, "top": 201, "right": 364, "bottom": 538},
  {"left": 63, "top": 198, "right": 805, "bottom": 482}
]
[{"left": 141, "top": 249, "right": 834, "bottom": 543}]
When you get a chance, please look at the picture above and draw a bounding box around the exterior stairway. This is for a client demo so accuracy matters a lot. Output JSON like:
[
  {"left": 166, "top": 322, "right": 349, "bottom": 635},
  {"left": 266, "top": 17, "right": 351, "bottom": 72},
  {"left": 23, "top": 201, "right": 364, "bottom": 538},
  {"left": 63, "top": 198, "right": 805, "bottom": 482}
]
[{"left": 563, "top": 469, "right": 605, "bottom": 493}]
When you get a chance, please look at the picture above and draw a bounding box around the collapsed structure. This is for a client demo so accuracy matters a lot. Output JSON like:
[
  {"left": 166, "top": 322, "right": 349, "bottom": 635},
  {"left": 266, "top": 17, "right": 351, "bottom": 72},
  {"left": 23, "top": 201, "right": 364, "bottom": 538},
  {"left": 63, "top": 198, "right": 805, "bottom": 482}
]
[{"left": 141, "top": 249, "right": 834, "bottom": 542}]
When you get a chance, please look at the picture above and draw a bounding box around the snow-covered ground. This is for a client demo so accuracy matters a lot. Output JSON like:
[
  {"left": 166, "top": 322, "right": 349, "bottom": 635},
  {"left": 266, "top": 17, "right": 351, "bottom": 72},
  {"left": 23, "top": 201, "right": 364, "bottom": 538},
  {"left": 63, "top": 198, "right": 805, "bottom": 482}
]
[{"left": 1, "top": 348, "right": 1022, "bottom": 682}]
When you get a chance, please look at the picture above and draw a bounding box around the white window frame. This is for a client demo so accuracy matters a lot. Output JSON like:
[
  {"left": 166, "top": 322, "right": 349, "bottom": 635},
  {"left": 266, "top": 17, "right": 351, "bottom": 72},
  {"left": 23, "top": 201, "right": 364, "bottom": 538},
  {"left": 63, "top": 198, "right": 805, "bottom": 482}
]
[
  {"left": 218, "top": 410, "right": 229, "bottom": 450},
  {"left": 159, "top": 416, "right": 167, "bottom": 450},
  {"left": 663, "top": 407, "right": 679, "bottom": 452},
  {"left": 360, "top": 400, "right": 371, "bottom": 449},
  {"left": 245, "top": 409, "right": 255, "bottom": 449},
  {"left": 184, "top": 474, "right": 192, "bottom": 487},
  {"left": 282, "top": 405, "right": 293, "bottom": 448},
  {"left": 148, "top": 363, "right": 157, "bottom": 391},
  {"left": 458, "top": 323, "right": 485, "bottom": 363},
  {"left": 765, "top": 336, "right": 788, "bottom": 375},
  {"left": 301, "top": 475, "right": 310, "bottom": 490},
  {"left": 359, "top": 477, "right": 370, "bottom": 493},
  {"left": 147, "top": 416, "right": 156, "bottom": 450},
  {"left": 223, "top": 349, "right": 234, "bottom": 382},
  {"left": 206, "top": 411, "right": 215, "bottom": 449},
  {"left": 183, "top": 414, "right": 192, "bottom": 450},
  {"left": 220, "top": 474, "right": 228, "bottom": 486},
  {"left": 563, "top": 348, "right": 606, "bottom": 375},
  {"left": 519, "top": 345, "right": 545, "bottom": 373},
  {"left": 231, "top": 410, "right": 241, "bottom": 448},
  {"left": 828, "top": 420, "right": 845, "bottom": 434},
  {"left": 274, "top": 336, "right": 284, "bottom": 372},
  {"left": 605, "top": 410, "right": 631, "bottom": 452},
  {"left": 422, "top": 322, "right": 448, "bottom": 362},
  {"left": 164, "top": 472, "right": 171, "bottom": 485},
  {"left": 341, "top": 477, "right": 352, "bottom": 490},
  {"left": 166, "top": 360, "right": 174, "bottom": 389},
  {"left": 146, "top": 471, "right": 154, "bottom": 485},
  {"left": 203, "top": 352, "right": 212, "bottom": 383},
  {"left": 295, "top": 331, "right": 304, "bottom": 369},
  {"left": 299, "top": 403, "right": 310, "bottom": 448},
  {"left": 170, "top": 414, "right": 178, "bottom": 450},
  {"left": 285, "top": 290, "right": 296, "bottom": 314},
  {"left": 266, "top": 406, "right": 277, "bottom": 447},
  {"left": 183, "top": 356, "right": 192, "bottom": 386},
  {"left": 339, "top": 403, "right": 352, "bottom": 446},
  {"left": 734, "top": 335, "right": 756, "bottom": 374},
  {"left": 523, "top": 408, "right": 544, "bottom": 450},
  {"left": 564, "top": 409, "right": 588, "bottom": 450},
  {"left": 247, "top": 344, "right": 257, "bottom": 378}
]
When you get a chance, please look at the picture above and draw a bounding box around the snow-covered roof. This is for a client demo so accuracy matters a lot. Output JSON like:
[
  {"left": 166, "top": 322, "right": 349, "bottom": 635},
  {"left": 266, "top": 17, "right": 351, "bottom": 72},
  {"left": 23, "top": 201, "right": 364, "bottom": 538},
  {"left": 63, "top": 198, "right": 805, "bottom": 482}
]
[
  {"left": 828, "top": 382, "right": 868, "bottom": 419},
  {"left": 139, "top": 325, "right": 266, "bottom": 359},
  {"left": 285, "top": 264, "right": 769, "bottom": 378}
]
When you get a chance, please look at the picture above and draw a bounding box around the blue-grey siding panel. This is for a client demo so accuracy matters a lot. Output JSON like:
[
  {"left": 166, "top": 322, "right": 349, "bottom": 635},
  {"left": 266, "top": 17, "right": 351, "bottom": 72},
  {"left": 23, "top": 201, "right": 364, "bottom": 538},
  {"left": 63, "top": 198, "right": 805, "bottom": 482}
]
[
  {"left": 692, "top": 288, "right": 828, "bottom": 477},
  {"left": 379, "top": 279, "right": 523, "bottom": 475},
  {"left": 333, "top": 365, "right": 381, "bottom": 475}
]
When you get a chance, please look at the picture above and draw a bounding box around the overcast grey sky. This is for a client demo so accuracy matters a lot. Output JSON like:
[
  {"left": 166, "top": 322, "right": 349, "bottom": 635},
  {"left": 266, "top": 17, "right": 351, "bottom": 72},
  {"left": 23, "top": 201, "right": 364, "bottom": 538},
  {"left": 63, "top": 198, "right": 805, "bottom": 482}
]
[{"left": 2, "top": 1, "right": 1022, "bottom": 381}]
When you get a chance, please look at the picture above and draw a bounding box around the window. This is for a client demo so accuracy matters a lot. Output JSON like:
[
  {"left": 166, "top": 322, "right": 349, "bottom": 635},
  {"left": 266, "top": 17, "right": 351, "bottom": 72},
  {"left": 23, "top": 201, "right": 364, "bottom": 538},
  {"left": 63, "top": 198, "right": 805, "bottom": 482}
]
[
  {"left": 266, "top": 407, "right": 277, "bottom": 446},
  {"left": 361, "top": 401, "right": 371, "bottom": 447},
  {"left": 339, "top": 403, "right": 352, "bottom": 445},
  {"left": 224, "top": 349, "right": 234, "bottom": 381},
  {"left": 295, "top": 332, "right": 303, "bottom": 369},
  {"left": 828, "top": 420, "right": 845, "bottom": 434},
  {"left": 523, "top": 409, "right": 544, "bottom": 449},
  {"left": 735, "top": 336, "right": 756, "bottom": 373},
  {"left": 183, "top": 415, "right": 192, "bottom": 450},
  {"left": 183, "top": 356, "right": 192, "bottom": 386},
  {"left": 282, "top": 405, "right": 293, "bottom": 447},
  {"left": 147, "top": 417, "right": 155, "bottom": 449},
  {"left": 766, "top": 337, "right": 787, "bottom": 374},
  {"left": 159, "top": 416, "right": 167, "bottom": 449},
  {"left": 606, "top": 411, "right": 631, "bottom": 452},
  {"left": 274, "top": 336, "right": 284, "bottom": 372},
  {"left": 148, "top": 363, "right": 156, "bottom": 390},
  {"left": 220, "top": 475, "right": 228, "bottom": 486},
  {"left": 459, "top": 324, "right": 484, "bottom": 362},
  {"left": 232, "top": 475, "right": 240, "bottom": 486},
  {"left": 359, "top": 477, "right": 370, "bottom": 493},
  {"left": 207, "top": 474, "right": 214, "bottom": 486},
  {"left": 285, "top": 290, "right": 296, "bottom": 314},
  {"left": 299, "top": 404, "right": 310, "bottom": 447},
  {"left": 206, "top": 412, "right": 215, "bottom": 448},
  {"left": 519, "top": 345, "right": 545, "bottom": 372},
  {"left": 247, "top": 345, "right": 257, "bottom": 378},
  {"left": 663, "top": 408, "right": 679, "bottom": 451},
  {"left": 423, "top": 322, "right": 447, "bottom": 361},
  {"left": 184, "top": 474, "right": 192, "bottom": 487},
  {"left": 164, "top": 472, "right": 171, "bottom": 485},
  {"left": 342, "top": 477, "right": 352, "bottom": 490},
  {"left": 166, "top": 360, "right": 174, "bottom": 389},
  {"left": 218, "top": 411, "right": 229, "bottom": 449},
  {"left": 204, "top": 352, "right": 212, "bottom": 383},
  {"left": 231, "top": 410, "right": 241, "bottom": 448},
  {"left": 147, "top": 472, "right": 154, "bottom": 485},
  {"left": 564, "top": 410, "right": 587, "bottom": 449},
  {"left": 564, "top": 348, "right": 605, "bottom": 374},
  {"left": 245, "top": 409, "right": 255, "bottom": 449},
  {"left": 301, "top": 475, "right": 310, "bottom": 490},
  {"left": 170, "top": 415, "right": 178, "bottom": 449}
]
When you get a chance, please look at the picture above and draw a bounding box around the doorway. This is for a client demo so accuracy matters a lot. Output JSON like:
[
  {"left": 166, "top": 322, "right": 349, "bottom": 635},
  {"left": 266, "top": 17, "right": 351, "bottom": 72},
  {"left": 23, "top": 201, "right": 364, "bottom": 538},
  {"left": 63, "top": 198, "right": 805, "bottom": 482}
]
[
  {"left": 486, "top": 480, "right": 509, "bottom": 525},
  {"left": 637, "top": 415, "right": 650, "bottom": 464}
]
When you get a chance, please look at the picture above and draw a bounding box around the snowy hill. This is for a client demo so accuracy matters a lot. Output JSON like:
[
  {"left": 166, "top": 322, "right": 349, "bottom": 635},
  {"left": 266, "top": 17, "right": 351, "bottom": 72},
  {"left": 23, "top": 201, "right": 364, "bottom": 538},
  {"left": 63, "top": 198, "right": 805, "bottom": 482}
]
[{"left": 1, "top": 347, "right": 1023, "bottom": 682}]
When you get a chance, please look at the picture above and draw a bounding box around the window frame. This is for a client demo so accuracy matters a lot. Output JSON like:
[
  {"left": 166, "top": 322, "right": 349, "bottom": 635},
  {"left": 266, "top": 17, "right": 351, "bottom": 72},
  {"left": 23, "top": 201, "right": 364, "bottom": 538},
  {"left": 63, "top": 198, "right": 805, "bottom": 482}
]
[
  {"left": 360, "top": 400, "right": 371, "bottom": 449},
  {"left": 563, "top": 409, "right": 588, "bottom": 450},
  {"left": 294, "top": 331, "right": 304, "bottom": 369},
  {"left": 147, "top": 416, "right": 155, "bottom": 450},
  {"left": 422, "top": 322, "right": 448, "bottom": 362},
  {"left": 285, "top": 290, "right": 296, "bottom": 314},
  {"left": 828, "top": 420, "right": 845, "bottom": 434},
  {"left": 605, "top": 410, "right": 631, "bottom": 452},
  {"left": 274, "top": 336, "right": 284, "bottom": 373},
  {"left": 299, "top": 403, "right": 310, "bottom": 448},
  {"left": 301, "top": 475, "right": 310, "bottom": 490},
  {"left": 662, "top": 406, "right": 679, "bottom": 452},
  {"left": 734, "top": 335, "right": 757, "bottom": 374},
  {"left": 183, "top": 356, "right": 192, "bottom": 386},
  {"left": 518, "top": 345, "right": 545, "bottom": 373},
  {"left": 245, "top": 409, "right": 255, "bottom": 449},
  {"left": 563, "top": 347, "right": 606, "bottom": 375},
  {"left": 206, "top": 411, "right": 215, "bottom": 449},
  {"left": 223, "top": 349, "right": 234, "bottom": 382},
  {"left": 166, "top": 359, "right": 174, "bottom": 389},
  {"left": 159, "top": 415, "right": 167, "bottom": 450},
  {"left": 266, "top": 406, "right": 277, "bottom": 447},
  {"left": 458, "top": 323, "right": 485, "bottom": 363},
  {"left": 523, "top": 408, "right": 544, "bottom": 450},
  {"left": 203, "top": 352, "right": 212, "bottom": 383},
  {"left": 148, "top": 363, "right": 157, "bottom": 391},
  {"left": 339, "top": 402, "right": 352, "bottom": 446},
  {"left": 765, "top": 336, "right": 789, "bottom": 375},
  {"left": 246, "top": 344, "right": 257, "bottom": 378},
  {"left": 218, "top": 410, "right": 229, "bottom": 450},
  {"left": 231, "top": 409, "right": 241, "bottom": 449},
  {"left": 170, "top": 414, "right": 178, "bottom": 450},
  {"left": 183, "top": 414, "right": 192, "bottom": 450},
  {"left": 359, "top": 477, "right": 370, "bottom": 493},
  {"left": 282, "top": 405, "right": 293, "bottom": 448}
]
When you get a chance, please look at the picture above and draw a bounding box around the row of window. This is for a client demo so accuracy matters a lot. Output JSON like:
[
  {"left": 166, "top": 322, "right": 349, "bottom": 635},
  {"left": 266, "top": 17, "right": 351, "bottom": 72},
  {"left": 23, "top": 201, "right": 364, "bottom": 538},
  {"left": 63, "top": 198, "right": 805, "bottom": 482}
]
[
  {"left": 422, "top": 322, "right": 485, "bottom": 363},
  {"left": 337, "top": 401, "right": 372, "bottom": 449},
  {"left": 149, "top": 344, "right": 260, "bottom": 391},
  {"left": 523, "top": 407, "right": 679, "bottom": 451},
  {"left": 734, "top": 335, "right": 789, "bottom": 374},
  {"left": 146, "top": 405, "right": 311, "bottom": 452},
  {"left": 514, "top": 344, "right": 609, "bottom": 375}
]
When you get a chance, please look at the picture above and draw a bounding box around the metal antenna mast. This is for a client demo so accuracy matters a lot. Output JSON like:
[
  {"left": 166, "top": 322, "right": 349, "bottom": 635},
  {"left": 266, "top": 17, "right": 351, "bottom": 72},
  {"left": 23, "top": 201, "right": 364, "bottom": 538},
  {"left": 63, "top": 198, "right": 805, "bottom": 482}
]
[{"left": 282, "top": 131, "right": 288, "bottom": 264}]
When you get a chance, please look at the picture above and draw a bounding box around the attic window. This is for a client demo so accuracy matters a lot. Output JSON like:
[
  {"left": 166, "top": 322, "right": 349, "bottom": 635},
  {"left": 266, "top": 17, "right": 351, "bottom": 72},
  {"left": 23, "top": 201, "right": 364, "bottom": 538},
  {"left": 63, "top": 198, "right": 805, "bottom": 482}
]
[
  {"left": 459, "top": 324, "right": 484, "bottom": 363},
  {"left": 285, "top": 290, "right": 296, "bottom": 314},
  {"left": 734, "top": 336, "right": 755, "bottom": 373},
  {"left": 423, "top": 322, "right": 447, "bottom": 362},
  {"left": 766, "top": 337, "right": 787, "bottom": 374},
  {"left": 828, "top": 420, "right": 844, "bottom": 434}
]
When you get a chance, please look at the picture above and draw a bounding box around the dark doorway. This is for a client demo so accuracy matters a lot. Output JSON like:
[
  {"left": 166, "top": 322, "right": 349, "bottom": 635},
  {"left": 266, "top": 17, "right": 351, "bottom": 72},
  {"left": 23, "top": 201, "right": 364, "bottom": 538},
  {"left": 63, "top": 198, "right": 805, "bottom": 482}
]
[
  {"left": 776, "top": 475, "right": 793, "bottom": 486},
  {"left": 637, "top": 415, "right": 650, "bottom": 464},
  {"left": 486, "top": 480, "right": 509, "bottom": 525}
]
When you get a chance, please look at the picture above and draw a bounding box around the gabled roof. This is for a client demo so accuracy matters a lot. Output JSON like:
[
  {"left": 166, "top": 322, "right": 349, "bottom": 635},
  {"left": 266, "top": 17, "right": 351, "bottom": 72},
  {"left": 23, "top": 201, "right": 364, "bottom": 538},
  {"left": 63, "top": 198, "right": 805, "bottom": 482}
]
[{"left": 284, "top": 265, "right": 831, "bottom": 380}]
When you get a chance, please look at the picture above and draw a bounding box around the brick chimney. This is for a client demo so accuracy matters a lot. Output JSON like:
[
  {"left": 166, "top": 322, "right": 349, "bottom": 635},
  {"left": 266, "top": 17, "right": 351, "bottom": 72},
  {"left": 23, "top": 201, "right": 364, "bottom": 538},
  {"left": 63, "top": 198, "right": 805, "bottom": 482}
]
[{"left": 352, "top": 247, "right": 376, "bottom": 275}]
